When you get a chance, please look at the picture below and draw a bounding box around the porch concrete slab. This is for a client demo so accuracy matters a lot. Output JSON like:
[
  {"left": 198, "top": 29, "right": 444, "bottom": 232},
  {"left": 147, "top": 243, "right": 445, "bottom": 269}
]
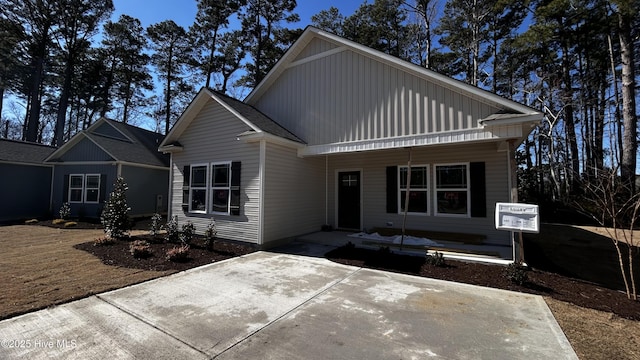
[
  {"left": 0, "top": 297, "right": 207, "bottom": 360},
  {"left": 0, "top": 251, "right": 577, "bottom": 359}
]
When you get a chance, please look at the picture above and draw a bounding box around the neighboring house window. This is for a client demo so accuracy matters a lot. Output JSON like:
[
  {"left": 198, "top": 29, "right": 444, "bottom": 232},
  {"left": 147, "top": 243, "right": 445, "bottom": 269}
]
[
  {"left": 84, "top": 174, "right": 100, "bottom": 203},
  {"left": 211, "top": 162, "right": 231, "bottom": 214},
  {"left": 190, "top": 164, "right": 208, "bottom": 213},
  {"left": 69, "top": 175, "right": 84, "bottom": 203},
  {"left": 435, "top": 164, "right": 469, "bottom": 216},
  {"left": 398, "top": 165, "right": 429, "bottom": 214}
]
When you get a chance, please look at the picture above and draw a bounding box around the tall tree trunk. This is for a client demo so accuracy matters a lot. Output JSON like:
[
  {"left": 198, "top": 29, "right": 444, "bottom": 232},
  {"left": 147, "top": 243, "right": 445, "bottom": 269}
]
[
  {"left": 205, "top": 28, "right": 218, "bottom": 89},
  {"left": 54, "top": 55, "right": 74, "bottom": 146},
  {"left": 25, "top": 55, "right": 45, "bottom": 142},
  {"left": 0, "top": 87, "right": 4, "bottom": 121},
  {"left": 618, "top": 7, "right": 638, "bottom": 191},
  {"left": 561, "top": 42, "right": 580, "bottom": 192},
  {"left": 164, "top": 46, "right": 173, "bottom": 135}
]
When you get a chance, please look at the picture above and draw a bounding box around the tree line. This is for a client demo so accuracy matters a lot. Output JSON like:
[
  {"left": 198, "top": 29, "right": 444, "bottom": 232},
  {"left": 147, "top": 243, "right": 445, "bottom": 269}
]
[{"left": 0, "top": 0, "right": 638, "bottom": 201}]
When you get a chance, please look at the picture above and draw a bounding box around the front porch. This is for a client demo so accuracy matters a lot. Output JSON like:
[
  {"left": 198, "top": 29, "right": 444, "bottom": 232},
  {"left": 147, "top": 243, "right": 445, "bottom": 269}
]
[{"left": 296, "top": 230, "right": 515, "bottom": 265}]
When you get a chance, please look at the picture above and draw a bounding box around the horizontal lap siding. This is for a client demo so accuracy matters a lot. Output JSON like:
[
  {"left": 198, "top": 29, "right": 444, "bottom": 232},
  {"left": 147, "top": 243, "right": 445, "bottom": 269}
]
[
  {"left": 327, "top": 143, "right": 510, "bottom": 246},
  {"left": 263, "top": 143, "right": 325, "bottom": 244},
  {"left": 254, "top": 48, "right": 501, "bottom": 146},
  {"left": 170, "top": 101, "right": 261, "bottom": 244}
]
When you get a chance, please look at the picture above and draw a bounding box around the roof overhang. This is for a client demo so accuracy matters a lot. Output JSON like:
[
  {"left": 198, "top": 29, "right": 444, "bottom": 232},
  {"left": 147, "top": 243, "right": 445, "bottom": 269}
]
[
  {"left": 298, "top": 124, "right": 530, "bottom": 157},
  {"left": 158, "top": 142, "right": 184, "bottom": 153},
  {"left": 237, "top": 130, "right": 306, "bottom": 149}
]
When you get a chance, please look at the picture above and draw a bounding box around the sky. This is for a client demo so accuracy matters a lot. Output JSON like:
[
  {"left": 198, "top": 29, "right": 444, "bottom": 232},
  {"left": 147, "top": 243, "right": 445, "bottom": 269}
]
[{"left": 110, "top": 0, "right": 363, "bottom": 30}]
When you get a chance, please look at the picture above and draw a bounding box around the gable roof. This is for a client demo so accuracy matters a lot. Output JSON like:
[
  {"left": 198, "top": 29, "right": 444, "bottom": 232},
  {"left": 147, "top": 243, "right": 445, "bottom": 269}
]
[
  {"left": 45, "top": 117, "right": 169, "bottom": 167},
  {"left": 245, "top": 26, "right": 540, "bottom": 121},
  {"left": 0, "top": 139, "right": 56, "bottom": 165},
  {"left": 159, "top": 88, "right": 304, "bottom": 151}
]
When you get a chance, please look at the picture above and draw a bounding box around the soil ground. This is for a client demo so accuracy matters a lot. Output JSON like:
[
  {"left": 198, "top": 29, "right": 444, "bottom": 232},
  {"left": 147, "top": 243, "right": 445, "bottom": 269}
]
[{"left": 1, "top": 222, "right": 639, "bottom": 359}]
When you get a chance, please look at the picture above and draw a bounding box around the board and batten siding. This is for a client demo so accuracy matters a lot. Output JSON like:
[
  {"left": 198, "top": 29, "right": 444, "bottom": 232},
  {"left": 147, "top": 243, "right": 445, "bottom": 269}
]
[
  {"left": 51, "top": 164, "right": 117, "bottom": 218},
  {"left": 170, "top": 100, "right": 261, "bottom": 244},
  {"left": 262, "top": 142, "right": 325, "bottom": 244},
  {"left": 327, "top": 142, "right": 511, "bottom": 246},
  {"left": 253, "top": 44, "right": 501, "bottom": 146},
  {"left": 0, "top": 163, "right": 52, "bottom": 222},
  {"left": 59, "top": 137, "right": 113, "bottom": 162},
  {"left": 121, "top": 165, "right": 169, "bottom": 216}
]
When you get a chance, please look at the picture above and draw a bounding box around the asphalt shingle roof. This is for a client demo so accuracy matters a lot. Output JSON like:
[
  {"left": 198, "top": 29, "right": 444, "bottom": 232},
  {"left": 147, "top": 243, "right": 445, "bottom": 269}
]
[
  {"left": 0, "top": 139, "right": 56, "bottom": 164},
  {"left": 211, "top": 90, "right": 304, "bottom": 144}
]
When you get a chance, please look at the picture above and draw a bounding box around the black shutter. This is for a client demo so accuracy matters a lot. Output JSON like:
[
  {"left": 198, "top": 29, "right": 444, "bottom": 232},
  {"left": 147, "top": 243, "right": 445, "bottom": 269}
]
[
  {"left": 182, "top": 165, "right": 190, "bottom": 212},
  {"left": 230, "top": 162, "right": 241, "bottom": 215},
  {"left": 99, "top": 174, "right": 107, "bottom": 203},
  {"left": 386, "top": 166, "right": 398, "bottom": 213},
  {"left": 470, "top": 162, "right": 486, "bottom": 217},
  {"left": 63, "top": 175, "right": 69, "bottom": 204}
]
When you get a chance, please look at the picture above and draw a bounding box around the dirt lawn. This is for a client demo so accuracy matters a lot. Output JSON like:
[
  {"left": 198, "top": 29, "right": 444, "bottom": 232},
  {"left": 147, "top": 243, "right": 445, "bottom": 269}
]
[
  {"left": 1, "top": 224, "right": 639, "bottom": 359},
  {"left": 0, "top": 225, "right": 173, "bottom": 320}
]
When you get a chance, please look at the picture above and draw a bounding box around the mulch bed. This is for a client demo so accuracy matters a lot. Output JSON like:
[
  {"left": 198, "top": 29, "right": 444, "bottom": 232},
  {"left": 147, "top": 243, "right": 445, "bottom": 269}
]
[
  {"left": 74, "top": 235, "right": 256, "bottom": 272},
  {"left": 325, "top": 245, "right": 640, "bottom": 321}
]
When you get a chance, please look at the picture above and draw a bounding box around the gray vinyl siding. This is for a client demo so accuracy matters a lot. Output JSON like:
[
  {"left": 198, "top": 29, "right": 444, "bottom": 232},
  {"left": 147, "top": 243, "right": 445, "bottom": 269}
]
[
  {"left": 262, "top": 143, "right": 325, "bottom": 244},
  {"left": 121, "top": 165, "right": 169, "bottom": 216},
  {"left": 254, "top": 46, "right": 501, "bottom": 146},
  {"left": 51, "top": 164, "right": 117, "bottom": 219},
  {"left": 92, "top": 122, "right": 128, "bottom": 140},
  {"left": 59, "top": 137, "right": 114, "bottom": 162},
  {"left": 0, "top": 164, "right": 52, "bottom": 222},
  {"left": 169, "top": 100, "right": 261, "bottom": 244},
  {"left": 326, "top": 142, "right": 511, "bottom": 246},
  {"left": 294, "top": 37, "right": 340, "bottom": 61}
]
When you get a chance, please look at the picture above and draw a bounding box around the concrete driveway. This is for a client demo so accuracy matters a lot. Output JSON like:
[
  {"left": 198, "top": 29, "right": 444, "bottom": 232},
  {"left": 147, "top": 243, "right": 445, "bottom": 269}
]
[{"left": 0, "top": 248, "right": 577, "bottom": 359}]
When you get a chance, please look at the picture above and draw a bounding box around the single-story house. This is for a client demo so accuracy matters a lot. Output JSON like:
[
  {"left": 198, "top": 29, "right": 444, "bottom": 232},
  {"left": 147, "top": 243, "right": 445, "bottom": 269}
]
[
  {"left": 45, "top": 117, "right": 170, "bottom": 219},
  {"left": 0, "top": 139, "right": 56, "bottom": 222},
  {"left": 159, "top": 26, "right": 542, "bottom": 254}
]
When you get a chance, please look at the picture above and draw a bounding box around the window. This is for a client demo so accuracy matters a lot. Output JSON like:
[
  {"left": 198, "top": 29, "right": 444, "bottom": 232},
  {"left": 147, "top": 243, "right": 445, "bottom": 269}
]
[
  {"left": 84, "top": 175, "right": 100, "bottom": 203},
  {"left": 68, "top": 174, "right": 101, "bottom": 204},
  {"left": 398, "top": 165, "right": 429, "bottom": 214},
  {"left": 211, "top": 162, "right": 231, "bottom": 214},
  {"left": 69, "top": 175, "right": 84, "bottom": 203},
  {"left": 189, "top": 164, "right": 208, "bottom": 213},
  {"left": 435, "top": 164, "right": 469, "bottom": 216}
]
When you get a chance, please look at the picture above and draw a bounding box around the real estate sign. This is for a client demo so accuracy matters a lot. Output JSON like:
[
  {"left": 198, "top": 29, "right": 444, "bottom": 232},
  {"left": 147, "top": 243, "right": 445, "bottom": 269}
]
[{"left": 495, "top": 203, "right": 539, "bottom": 233}]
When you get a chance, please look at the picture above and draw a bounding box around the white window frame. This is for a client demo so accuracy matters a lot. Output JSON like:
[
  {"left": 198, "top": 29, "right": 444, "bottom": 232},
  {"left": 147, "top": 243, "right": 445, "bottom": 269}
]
[
  {"left": 434, "top": 163, "right": 470, "bottom": 218},
  {"left": 189, "top": 163, "right": 209, "bottom": 214},
  {"left": 210, "top": 161, "right": 232, "bottom": 215},
  {"left": 84, "top": 174, "right": 101, "bottom": 204},
  {"left": 68, "top": 174, "right": 84, "bottom": 203},
  {"left": 398, "top": 164, "right": 430, "bottom": 215}
]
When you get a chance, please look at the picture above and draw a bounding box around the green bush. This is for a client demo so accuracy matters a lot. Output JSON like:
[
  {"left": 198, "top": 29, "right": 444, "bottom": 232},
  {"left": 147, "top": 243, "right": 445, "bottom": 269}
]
[
  {"left": 101, "top": 177, "right": 131, "bottom": 239},
  {"left": 204, "top": 218, "right": 216, "bottom": 251},
  {"left": 180, "top": 221, "right": 195, "bottom": 245},
  {"left": 59, "top": 202, "right": 71, "bottom": 220},
  {"left": 149, "top": 213, "right": 163, "bottom": 238},
  {"left": 165, "top": 215, "right": 180, "bottom": 243},
  {"left": 504, "top": 262, "right": 529, "bottom": 285},
  {"left": 425, "top": 251, "right": 446, "bottom": 267}
]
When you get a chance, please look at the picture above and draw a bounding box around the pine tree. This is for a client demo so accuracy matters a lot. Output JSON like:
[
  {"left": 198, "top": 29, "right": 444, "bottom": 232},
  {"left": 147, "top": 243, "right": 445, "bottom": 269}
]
[{"left": 101, "top": 177, "right": 131, "bottom": 239}]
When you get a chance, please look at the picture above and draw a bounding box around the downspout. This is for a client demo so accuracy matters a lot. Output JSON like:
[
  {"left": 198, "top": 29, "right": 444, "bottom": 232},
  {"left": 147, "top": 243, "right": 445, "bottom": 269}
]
[
  {"left": 325, "top": 155, "right": 328, "bottom": 226},
  {"left": 49, "top": 165, "right": 55, "bottom": 215},
  {"left": 167, "top": 156, "right": 173, "bottom": 219},
  {"left": 258, "top": 140, "right": 266, "bottom": 246}
]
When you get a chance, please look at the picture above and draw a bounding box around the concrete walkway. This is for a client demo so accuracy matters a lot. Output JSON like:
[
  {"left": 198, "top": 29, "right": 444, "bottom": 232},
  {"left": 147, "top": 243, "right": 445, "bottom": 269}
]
[{"left": 0, "top": 248, "right": 577, "bottom": 359}]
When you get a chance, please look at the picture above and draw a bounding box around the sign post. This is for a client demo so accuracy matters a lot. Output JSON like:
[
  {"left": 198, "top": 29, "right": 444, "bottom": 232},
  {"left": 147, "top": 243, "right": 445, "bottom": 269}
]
[{"left": 495, "top": 203, "right": 539, "bottom": 263}]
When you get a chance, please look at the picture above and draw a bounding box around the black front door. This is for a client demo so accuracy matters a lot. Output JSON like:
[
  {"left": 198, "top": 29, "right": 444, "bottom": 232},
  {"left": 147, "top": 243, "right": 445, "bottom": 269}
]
[{"left": 338, "top": 171, "right": 361, "bottom": 230}]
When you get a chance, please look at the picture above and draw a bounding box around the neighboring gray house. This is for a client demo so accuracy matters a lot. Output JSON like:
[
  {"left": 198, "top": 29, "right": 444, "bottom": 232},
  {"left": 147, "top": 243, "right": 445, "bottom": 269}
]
[
  {"left": 159, "top": 27, "right": 542, "bottom": 253},
  {"left": 46, "top": 117, "right": 169, "bottom": 219},
  {"left": 0, "top": 139, "right": 56, "bottom": 222}
]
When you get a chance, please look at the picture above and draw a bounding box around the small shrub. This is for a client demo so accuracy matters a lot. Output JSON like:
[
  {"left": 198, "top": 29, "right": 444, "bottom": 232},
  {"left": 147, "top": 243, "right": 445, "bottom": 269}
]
[
  {"left": 93, "top": 237, "right": 115, "bottom": 246},
  {"left": 345, "top": 241, "right": 355, "bottom": 249},
  {"left": 64, "top": 221, "right": 77, "bottom": 228},
  {"left": 165, "top": 215, "right": 180, "bottom": 243},
  {"left": 378, "top": 246, "right": 392, "bottom": 254},
  {"left": 52, "top": 219, "right": 66, "bottom": 225},
  {"left": 204, "top": 218, "right": 217, "bottom": 251},
  {"left": 504, "top": 261, "right": 529, "bottom": 285},
  {"left": 59, "top": 202, "right": 71, "bottom": 220},
  {"left": 166, "top": 245, "right": 190, "bottom": 262},
  {"left": 25, "top": 219, "right": 38, "bottom": 225},
  {"left": 101, "top": 177, "right": 131, "bottom": 239},
  {"left": 426, "top": 251, "right": 446, "bottom": 267},
  {"left": 149, "top": 213, "right": 163, "bottom": 238},
  {"left": 180, "top": 221, "right": 195, "bottom": 245},
  {"left": 129, "top": 240, "right": 152, "bottom": 258}
]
